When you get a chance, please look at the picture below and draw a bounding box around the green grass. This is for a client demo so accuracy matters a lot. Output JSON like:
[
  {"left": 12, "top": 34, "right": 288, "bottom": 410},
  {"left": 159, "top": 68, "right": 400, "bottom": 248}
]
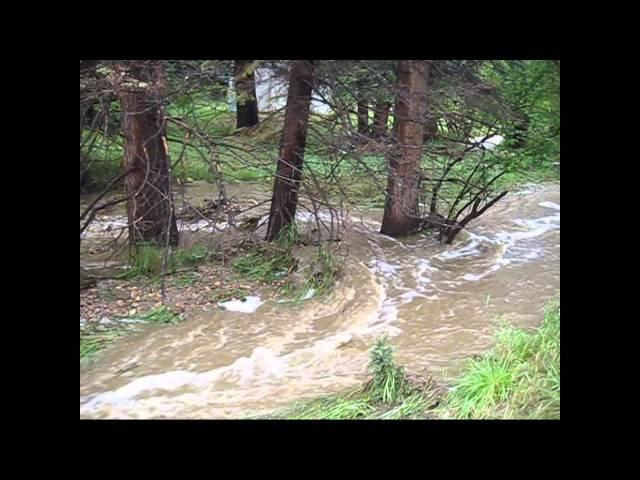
[
  {"left": 118, "top": 243, "right": 214, "bottom": 279},
  {"left": 435, "top": 297, "right": 560, "bottom": 419},
  {"left": 283, "top": 390, "right": 377, "bottom": 420},
  {"left": 232, "top": 250, "right": 292, "bottom": 284}
]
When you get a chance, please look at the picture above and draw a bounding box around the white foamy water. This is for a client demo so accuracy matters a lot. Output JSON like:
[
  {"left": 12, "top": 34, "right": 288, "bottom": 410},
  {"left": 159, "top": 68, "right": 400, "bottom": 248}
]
[
  {"left": 539, "top": 201, "right": 560, "bottom": 211},
  {"left": 218, "top": 296, "right": 264, "bottom": 313},
  {"left": 81, "top": 346, "right": 288, "bottom": 412}
]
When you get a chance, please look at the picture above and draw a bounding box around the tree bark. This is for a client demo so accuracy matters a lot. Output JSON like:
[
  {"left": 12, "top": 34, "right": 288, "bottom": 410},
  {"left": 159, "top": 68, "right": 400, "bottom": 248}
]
[
  {"left": 119, "top": 60, "right": 179, "bottom": 247},
  {"left": 357, "top": 100, "right": 370, "bottom": 136},
  {"left": 265, "top": 60, "right": 315, "bottom": 242},
  {"left": 422, "top": 65, "right": 440, "bottom": 143},
  {"left": 234, "top": 60, "right": 260, "bottom": 128},
  {"left": 381, "top": 60, "right": 431, "bottom": 237},
  {"left": 373, "top": 100, "right": 392, "bottom": 138}
]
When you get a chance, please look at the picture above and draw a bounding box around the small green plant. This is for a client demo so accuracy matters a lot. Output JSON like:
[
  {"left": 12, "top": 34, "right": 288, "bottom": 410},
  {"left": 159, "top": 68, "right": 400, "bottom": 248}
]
[{"left": 367, "top": 335, "right": 407, "bottom": 405}]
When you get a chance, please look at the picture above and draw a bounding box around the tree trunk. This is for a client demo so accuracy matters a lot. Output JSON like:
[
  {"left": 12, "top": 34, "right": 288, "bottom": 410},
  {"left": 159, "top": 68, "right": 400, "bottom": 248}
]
[
  {"left": 381, "top": 60, "right": 431, "bottom": 237},
  {"left": 265, "top": 60, "right": 315, "bottom": 242},
  {"left": 422, "top": 66, "right": 440, "bottom": 143},
  {"left": 234, "top": 60, "right": 260, "bottom": 128},
  {"left": 119, "top": 60, "right": 179, "bottom": 247},
  {"left": 373, "top": 101, "right": 392, "bottom": 138},
  {"left": 357, "top": 100, "right": 369, "bottom": 136}
]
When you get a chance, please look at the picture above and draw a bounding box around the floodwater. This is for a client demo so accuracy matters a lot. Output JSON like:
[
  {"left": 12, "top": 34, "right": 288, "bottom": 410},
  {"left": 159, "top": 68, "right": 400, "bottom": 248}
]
[{"left": 80, "top": 182, "right": 559, "bottom": 419}]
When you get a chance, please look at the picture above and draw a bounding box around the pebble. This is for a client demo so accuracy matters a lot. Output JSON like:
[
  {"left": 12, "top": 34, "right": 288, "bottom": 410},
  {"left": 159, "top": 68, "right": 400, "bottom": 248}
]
[{"left": 129, "top": 309, "right": 137, "bottom": 316}]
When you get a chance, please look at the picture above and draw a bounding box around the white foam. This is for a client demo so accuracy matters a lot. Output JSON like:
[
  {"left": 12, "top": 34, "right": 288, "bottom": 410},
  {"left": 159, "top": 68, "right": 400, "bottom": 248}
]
[
  {"left": 436, "top": 238, "right": 485, "bottom": 261},
  {"left": 373, "top": 260, "right": 399, "bottom": 276},
  {"left": 218, "top": 296, "right": 264, "bottom": 313},
  {"left": 83, "top": 370, "right": 200, "bottom": 408},
  {"left": 81, "top": 347, "right": 288, "bottom": 412},
  {"left": 539, "top": 201, "right": 560, "bottom": 211},
  {"left": 227, "top": 347, "right": 287, "bottom": 384}
]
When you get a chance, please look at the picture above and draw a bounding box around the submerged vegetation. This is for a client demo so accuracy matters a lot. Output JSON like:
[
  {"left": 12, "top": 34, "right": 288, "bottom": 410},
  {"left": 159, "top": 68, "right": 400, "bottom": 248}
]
[{"left": 80, "top": 306, "right": 182, "bottom": 362}]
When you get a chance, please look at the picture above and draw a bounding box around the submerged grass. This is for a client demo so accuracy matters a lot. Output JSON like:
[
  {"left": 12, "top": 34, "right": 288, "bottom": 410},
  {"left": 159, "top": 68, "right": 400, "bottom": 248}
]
[{"left": 80, "top": 306, "right": 182, "bottom": 362}]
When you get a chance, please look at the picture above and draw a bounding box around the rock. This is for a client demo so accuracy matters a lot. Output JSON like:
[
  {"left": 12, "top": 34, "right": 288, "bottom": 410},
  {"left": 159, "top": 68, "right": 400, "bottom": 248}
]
[{"left": 129, "top": 309, "right": 137, "bottom": 316}]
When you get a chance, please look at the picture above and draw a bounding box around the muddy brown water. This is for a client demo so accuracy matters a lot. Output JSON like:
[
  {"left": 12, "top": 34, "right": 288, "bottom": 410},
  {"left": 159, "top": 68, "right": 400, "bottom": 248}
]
[{"left": 80, "top": 182, "right": 559, "bottom": 419}]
